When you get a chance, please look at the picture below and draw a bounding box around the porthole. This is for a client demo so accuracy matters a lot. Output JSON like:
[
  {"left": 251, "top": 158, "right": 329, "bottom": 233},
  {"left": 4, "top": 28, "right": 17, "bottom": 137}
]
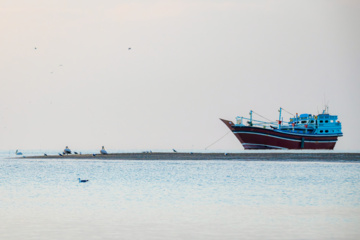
[
  {"left": 320, "top": 130, "right": 323, "bottom": 133},
  {"left": 310, "top": 120, "right": 314, "bottom": 123},
  {"left": 320, "top": 120, "right": 323, "bottom": 123},
  {"left": 301, "top": 120, "right": 307, "bottom": 123},
  {"left": 325, "top": 130, "right": 329, "bottom": 133},
  {"left": 325, "top": 120, "right": 329, "bottom": 123}
]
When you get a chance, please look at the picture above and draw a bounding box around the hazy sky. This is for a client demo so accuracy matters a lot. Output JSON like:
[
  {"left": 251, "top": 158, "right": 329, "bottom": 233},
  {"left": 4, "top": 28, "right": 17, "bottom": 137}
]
[{"left": 1, "top": 0, "right": 359, "bottom": 151}]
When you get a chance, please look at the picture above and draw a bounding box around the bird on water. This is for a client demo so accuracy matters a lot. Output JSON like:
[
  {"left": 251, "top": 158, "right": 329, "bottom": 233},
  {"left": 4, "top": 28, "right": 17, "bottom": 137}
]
[
  {"left": 78, "top": 178, "right": 89, "bottom": 183},
  {"left": 15, "top": 150, "right": 22, "bottom": 155}
]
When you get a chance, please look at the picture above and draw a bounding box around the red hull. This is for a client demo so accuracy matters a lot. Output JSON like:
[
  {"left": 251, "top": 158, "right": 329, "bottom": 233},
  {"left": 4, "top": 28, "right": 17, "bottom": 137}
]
[{"left": 220, "top": 119, "right": 339, "bottom": 150}]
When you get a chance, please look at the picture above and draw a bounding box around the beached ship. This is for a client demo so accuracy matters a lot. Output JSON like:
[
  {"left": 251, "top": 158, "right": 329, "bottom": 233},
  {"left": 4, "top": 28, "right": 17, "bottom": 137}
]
[{"left": 221, "top": 107, "right": 343, "bottom": 150}]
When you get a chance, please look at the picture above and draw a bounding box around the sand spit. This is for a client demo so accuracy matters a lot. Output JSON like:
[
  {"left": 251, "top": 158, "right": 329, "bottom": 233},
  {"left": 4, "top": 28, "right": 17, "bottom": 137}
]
[{"left": 21, "top": 152, "right": 360, "bottom": 161}]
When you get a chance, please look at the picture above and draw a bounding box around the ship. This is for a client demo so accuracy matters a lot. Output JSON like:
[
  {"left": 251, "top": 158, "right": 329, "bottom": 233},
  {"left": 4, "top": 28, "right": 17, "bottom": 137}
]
[{"left": 220, "top": 107, "right": 343, "bottom": 150}]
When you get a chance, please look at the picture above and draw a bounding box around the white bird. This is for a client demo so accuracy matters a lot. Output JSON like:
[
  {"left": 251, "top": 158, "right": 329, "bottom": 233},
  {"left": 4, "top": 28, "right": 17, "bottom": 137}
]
[
  {"left": 64, "top": 146, "right": 71, "bottom": 154},
  {"left": 100, "top": 146, "right": 108, "bottom": 155},
  {"left": 15, "top": 150, "right": 22, "bottom": 155}
]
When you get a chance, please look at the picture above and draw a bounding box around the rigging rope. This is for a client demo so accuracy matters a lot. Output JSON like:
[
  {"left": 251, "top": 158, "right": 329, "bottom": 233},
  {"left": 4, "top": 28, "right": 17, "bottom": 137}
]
[
  {"left": 205, "top": 131, "right": 231, "bottom": 150},
  {"left": 281, "top": 107, "right": 295, "bottom": 116},
  {"left": 251, "top": 111, "right": 273, "bottom": 122}
]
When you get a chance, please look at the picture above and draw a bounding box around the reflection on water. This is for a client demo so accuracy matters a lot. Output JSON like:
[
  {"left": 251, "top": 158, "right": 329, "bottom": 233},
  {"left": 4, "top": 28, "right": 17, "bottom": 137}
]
[{"left": 1, "top": 157, "right": 360, "bottom": 239}]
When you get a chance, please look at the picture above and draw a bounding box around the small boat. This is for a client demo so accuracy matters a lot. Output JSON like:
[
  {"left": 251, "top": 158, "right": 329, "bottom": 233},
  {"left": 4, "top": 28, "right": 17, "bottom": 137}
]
[
  {"left": 78, "top": 178, "right": 89, "bottom": 183},
  {"left": 221, "top": 107, "right": 343, "bottom": 150}
]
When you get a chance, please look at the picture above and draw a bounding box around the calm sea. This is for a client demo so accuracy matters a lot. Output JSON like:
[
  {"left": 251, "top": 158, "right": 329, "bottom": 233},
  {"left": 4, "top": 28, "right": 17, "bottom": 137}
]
[{"left": 1, "top": 151, "right": 360, "bottom": 240}]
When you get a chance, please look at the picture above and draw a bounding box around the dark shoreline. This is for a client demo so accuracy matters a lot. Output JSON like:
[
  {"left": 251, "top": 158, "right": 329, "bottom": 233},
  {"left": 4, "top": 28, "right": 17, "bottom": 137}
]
[{"left": 20, "top": 152, "right": 360, "bottom": 161}]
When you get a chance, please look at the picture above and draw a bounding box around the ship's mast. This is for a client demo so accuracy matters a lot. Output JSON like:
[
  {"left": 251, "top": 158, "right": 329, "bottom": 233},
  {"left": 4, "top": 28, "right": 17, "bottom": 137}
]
[
  {"left": 278, "top": 107, "right": 282, "bottom": 128},
  {"left": 249, "top": 110, "right": 253, "bottom": 126}
]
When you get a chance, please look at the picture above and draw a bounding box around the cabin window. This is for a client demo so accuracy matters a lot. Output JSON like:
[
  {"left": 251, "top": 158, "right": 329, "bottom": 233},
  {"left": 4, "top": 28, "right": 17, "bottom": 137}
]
[
  {"left": 320, "top": 130, "right": 323, "bottom": 133},
  {"left": 325, "top": 130, "right": 329, "bottom": 133},
  {"left": 301, "top": 120, "right": 307, "bottom": 123},
  {"left": 325, "top": 120, "right": 329, "bottom": 123},
  {"left": 310, "top": 120, "right": 314, "bottom": 123},
  {"left": 320, "top": 120, "right": 323, "bottom": 123}
]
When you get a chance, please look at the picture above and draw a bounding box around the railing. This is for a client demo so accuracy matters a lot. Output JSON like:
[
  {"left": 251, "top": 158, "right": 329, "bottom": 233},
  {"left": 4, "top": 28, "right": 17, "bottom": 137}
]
[{"left": 235, "top": 116, "right": 279, "bottom": 128}]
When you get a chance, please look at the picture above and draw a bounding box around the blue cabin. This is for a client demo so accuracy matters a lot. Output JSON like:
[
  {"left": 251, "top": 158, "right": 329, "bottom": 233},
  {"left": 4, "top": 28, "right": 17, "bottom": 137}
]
[
  {"left": 313, "top": 113, "right": 342, "bottom": 135},
  {"left": 286, "top": 112, "right": 342, "bottom": 135}
]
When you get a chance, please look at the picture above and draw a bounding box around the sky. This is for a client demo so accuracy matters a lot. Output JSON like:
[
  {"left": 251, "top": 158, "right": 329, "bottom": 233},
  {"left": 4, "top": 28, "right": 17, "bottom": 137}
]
[{"left": 0, "top": 0, "right": 359, "bottom": 151}]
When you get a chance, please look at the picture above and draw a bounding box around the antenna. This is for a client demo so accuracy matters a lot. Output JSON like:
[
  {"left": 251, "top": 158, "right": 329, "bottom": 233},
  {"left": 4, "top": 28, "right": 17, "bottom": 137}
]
[{"left": 323, "top": 93, "right": 329, "bottom": 114}]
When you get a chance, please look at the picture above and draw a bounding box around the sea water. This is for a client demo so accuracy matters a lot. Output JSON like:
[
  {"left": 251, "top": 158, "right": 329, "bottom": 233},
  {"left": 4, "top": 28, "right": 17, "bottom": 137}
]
[{"left": 0, "top": 153, "right": 359, "bottom": 240}]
